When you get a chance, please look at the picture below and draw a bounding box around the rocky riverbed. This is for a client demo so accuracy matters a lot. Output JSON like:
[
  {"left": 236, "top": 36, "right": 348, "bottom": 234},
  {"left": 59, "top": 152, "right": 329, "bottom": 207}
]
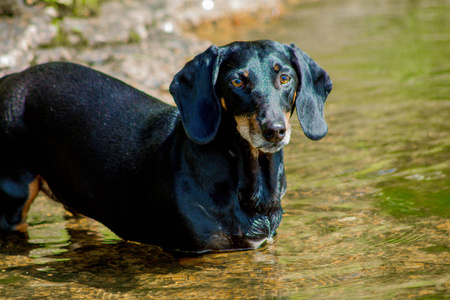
[{"left": 0, "top": 0, "right": 284, "bottom": 104}]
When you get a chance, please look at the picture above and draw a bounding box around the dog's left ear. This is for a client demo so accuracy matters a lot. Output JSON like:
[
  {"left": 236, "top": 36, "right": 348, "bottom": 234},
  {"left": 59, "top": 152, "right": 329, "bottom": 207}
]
[
  {"left": 170, "top": 45, "right": 222, "bottom": 144},
  {"left": 287, "top": 43, "right": 332, "bottom": 141}
]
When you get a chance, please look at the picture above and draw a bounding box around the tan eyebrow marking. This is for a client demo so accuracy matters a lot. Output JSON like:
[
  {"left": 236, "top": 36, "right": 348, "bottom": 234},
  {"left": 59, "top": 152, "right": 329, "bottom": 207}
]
[{"left": 273, "top": 64, "right": 281, "bottom": 72}]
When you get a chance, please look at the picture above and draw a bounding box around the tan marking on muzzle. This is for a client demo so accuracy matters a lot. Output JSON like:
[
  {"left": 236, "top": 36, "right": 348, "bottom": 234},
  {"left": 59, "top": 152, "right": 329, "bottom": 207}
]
[
  {"left": 235, "top": 115, "right": 260, "bottom": 159},
  {"left": 284, "top": 111, "right": 291, "bottom": 128}
]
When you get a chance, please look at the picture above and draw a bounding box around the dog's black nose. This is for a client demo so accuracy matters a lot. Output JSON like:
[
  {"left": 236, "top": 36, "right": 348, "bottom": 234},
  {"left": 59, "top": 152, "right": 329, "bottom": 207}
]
[{"left": 262, "top": 121, "right": 286, "bottom": 143}]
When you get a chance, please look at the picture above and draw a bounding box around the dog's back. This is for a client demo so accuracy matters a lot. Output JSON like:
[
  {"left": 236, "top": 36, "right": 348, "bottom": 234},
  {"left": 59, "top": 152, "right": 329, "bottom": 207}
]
[{"left": 0, "top": 62, "right": 180, "bottom": 232}]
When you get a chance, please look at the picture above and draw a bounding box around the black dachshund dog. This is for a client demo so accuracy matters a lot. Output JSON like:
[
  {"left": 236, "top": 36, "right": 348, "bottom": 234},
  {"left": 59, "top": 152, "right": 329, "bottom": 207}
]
[{"left": 0, "top": 40, "right": 332, "bottom": 253}]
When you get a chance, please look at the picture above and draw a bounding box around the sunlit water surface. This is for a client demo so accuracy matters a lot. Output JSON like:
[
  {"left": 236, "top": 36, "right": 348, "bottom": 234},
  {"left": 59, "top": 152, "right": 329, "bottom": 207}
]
[{"left": 1, "top": 0, "right": 449, "bottom": 298}]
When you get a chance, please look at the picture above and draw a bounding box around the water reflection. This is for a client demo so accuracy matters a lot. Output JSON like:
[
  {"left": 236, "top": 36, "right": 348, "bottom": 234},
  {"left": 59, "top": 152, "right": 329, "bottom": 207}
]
[{"left": 1, "top": 0, "right": 449, "bottom": 298}]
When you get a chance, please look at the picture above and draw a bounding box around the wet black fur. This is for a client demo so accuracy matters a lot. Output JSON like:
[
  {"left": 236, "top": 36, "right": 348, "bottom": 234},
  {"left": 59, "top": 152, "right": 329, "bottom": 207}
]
[{"left": 0, "top": 40, "right": 332, "bottom": 253}]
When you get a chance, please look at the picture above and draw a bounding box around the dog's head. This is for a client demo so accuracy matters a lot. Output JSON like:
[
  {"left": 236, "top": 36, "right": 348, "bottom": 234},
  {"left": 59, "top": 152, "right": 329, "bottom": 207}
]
[{"left": 170, "top": 40, "right": 332, "bottom": 153}]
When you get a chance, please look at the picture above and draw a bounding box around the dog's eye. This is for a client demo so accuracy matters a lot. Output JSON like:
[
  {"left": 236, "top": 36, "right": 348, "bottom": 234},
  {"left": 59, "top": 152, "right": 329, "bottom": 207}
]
[
  {"left": 280, "top": 75, "right": 291, "bottom": 85},
  {"left": 231, "top": 79, "right": 244, "bottom": 88}
]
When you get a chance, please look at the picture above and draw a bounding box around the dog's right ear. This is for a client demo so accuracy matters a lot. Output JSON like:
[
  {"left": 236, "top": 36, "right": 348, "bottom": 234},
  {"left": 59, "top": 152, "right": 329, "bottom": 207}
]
[{"left": 170, "top": 45, "right": 222, "bottom": 145}]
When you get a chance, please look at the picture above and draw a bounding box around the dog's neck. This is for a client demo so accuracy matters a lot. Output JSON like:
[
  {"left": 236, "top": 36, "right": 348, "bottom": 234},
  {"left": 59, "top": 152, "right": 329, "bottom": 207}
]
[
  {"left": 235, "top": 144, "right": 284, "bottom": 214},
  {"left": 216, "top": 114, "right": 286, "bottom": 215}
]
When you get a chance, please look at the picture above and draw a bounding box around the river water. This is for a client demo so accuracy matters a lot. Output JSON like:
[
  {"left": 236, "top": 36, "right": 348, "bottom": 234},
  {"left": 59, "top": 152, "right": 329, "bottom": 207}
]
[{"left": 1, "top": 0, "right": 449, "bottom": 298}]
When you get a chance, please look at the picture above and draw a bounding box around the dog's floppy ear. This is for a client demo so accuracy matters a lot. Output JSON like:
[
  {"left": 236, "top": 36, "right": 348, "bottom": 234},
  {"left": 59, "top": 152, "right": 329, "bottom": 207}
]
[
  {"left": 288, "top": 43, "right": 332, "bottom": 141},
  {"left": 170, "top": 45, "right": 222, "bottom": 144}
]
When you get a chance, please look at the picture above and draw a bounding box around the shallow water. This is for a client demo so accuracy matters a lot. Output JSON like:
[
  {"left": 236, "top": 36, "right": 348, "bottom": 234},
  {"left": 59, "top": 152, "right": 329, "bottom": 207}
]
[{"left": 1, "top": 0, "right": 449, "bottom": 298}]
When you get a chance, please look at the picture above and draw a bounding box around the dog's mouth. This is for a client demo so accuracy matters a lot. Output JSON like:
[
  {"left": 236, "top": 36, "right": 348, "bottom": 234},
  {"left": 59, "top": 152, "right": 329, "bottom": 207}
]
[
  {"left": 255, "top": 134, "right": 291, "bottom": 154},
  {"left": 247, "top": 236, "right": 274, "bottom": 249},
  {"left": 235, "top": 116, "right": 291, "bottom": 154}
]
